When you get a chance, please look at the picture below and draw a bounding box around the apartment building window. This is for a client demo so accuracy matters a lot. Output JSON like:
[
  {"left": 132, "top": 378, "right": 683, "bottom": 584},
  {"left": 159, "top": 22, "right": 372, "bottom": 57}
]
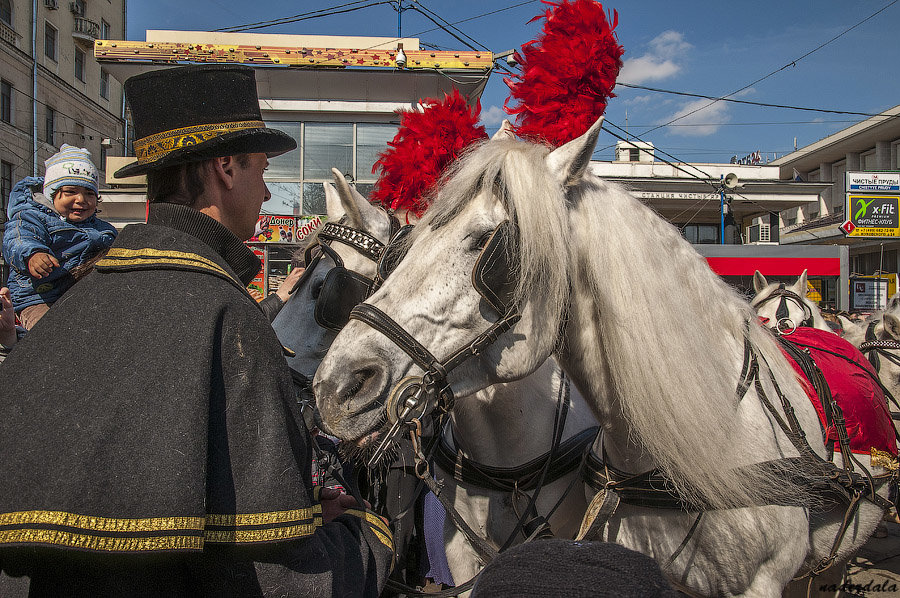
[
  {"left": 100, "top": 19, "right": 110, "bottom": 39},
  {"left": 0, "top": 0, "right": 11, "bottom": 26},
  {"left": 45, "top": 107, "right": 55, "bottom": 144},
  {"left": 1, "top": 161, "right": 12, "bottom": 213},
  {"left": 74, "top": 47, "right": 85, "bottom": 82},
  {"left": 71, "top": 0, "right": 85, "bottom": 16},
  {"left": 44, "top": 22, "right": 57, "bottom": 61},
  {"left": 0, "top": 80, "right": 11, "bottom": 124},
  {"left": 100, "top": 69, "right": 109, "bottom": 99}
]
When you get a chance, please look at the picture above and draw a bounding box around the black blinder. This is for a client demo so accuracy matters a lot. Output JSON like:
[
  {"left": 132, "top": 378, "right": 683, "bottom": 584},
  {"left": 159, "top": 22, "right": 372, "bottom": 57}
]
[
  {"left": 472, "top": 220, "right": 517, "bottom": 314},
  {"left": 314, "top": 267, "right": 373, "bottom": 331}
]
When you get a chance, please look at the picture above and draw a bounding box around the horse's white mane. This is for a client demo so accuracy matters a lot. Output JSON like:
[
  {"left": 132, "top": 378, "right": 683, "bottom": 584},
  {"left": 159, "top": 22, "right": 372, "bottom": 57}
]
[{"left": 421, "top": 137, "right": 812, "bottom": 510}]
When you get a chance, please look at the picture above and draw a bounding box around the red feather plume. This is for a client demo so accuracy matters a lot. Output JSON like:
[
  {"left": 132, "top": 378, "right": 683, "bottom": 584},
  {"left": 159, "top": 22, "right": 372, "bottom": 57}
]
[
  {"left": 370, "top": 90, "right": 488, "bottom": 217},
  {"left": 504, "top": 0, "right": 624, "bottom": 147}
]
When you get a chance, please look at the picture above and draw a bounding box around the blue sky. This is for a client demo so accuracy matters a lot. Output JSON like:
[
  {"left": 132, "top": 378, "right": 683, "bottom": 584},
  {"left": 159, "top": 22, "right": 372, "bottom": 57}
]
[{"left": 126, "top": 0, "right": 900, "bottom": 163}]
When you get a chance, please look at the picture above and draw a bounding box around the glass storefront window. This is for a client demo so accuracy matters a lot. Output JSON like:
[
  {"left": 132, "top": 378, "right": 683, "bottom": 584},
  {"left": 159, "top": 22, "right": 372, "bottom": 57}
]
[
  {"left": 357, "top": 123, "right": 398, "bottom": 182},
  {"left": 302, "top": 182, "right": 327, "bottom": 215},
  {"left": 265, "top": 122, "right": 302, "bottom": 180},
  {"left": 304, "top": 123, "right": 352, "bottom": 180},
  {"left": 265, "top": 182, "right": 302, "bottom": 215}
]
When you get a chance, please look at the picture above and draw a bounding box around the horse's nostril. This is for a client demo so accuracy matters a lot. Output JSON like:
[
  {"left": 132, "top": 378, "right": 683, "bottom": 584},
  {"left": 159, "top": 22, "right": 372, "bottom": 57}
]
[{"left": 342, "top": 368, "right": 377, "bottom": 401}]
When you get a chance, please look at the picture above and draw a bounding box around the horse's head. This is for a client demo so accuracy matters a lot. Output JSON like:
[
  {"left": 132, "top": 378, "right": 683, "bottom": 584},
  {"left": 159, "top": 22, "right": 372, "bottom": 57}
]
[
  {"left": 750, "top": 269, "right": 829, "bottom": 333},
  {"left": 272, "top": 169, "right": 396, "bottom": 435},
  {"left": 312, "top": 117, "right": 604, "bottom": 446}
]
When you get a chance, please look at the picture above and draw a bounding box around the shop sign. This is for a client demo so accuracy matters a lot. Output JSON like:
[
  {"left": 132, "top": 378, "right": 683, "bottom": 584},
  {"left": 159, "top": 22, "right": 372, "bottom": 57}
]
[
  {"left": 846, "top": 172, "right": 900, "bottom": 192},
  {"left": 248, "top": 215, "right": 327, "bottom": 244},
  {"left": 843, "top": 194, "right": 900, "bottom": 237},
  {"left": 850, "top": 274, "right": 895, "bottom": 311}
]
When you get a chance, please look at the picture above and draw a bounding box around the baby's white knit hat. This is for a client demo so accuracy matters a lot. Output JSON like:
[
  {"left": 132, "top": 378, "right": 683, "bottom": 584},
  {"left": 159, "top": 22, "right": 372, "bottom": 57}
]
[{"left": 43, "top": 144, "right": 99, "bottom": 199}]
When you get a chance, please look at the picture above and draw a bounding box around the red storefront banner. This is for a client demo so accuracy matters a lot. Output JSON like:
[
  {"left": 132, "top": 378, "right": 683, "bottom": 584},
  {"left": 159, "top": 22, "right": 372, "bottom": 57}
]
[{"left": 705, "top": 257, "right": 841, "bottom": 277}]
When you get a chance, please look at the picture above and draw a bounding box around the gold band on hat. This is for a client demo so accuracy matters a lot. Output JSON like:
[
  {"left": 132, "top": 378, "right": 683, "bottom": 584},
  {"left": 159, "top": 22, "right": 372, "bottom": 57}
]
[{"left": 133, "top": 120, "right": 266, "bottom": 164}]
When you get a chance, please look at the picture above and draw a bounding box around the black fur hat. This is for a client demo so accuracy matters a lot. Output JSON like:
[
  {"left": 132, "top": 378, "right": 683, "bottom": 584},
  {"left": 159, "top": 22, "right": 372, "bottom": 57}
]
[{"left": 114, "top": 64, "right": 296, "bottom": 178}]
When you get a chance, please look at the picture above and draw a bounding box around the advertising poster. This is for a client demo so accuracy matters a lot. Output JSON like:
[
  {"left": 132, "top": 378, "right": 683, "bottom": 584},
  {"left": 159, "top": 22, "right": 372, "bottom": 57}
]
[
  {"left": 250, "top": 215, "right": 297, "bottom": 243},
  {"left": 248, "top": 246, "right": 266, "bottom": 297}
]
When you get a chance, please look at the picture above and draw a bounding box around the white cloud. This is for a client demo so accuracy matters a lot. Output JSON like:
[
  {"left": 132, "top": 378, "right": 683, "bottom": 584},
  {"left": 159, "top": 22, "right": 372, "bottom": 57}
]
[
  {"left": 663, "top": 98, "right": 730, "bottom": 137},
  {"left": 481, "top": 105, "right": 508, "bottom": 127},
  {"left": 619, "top": 31, "right": 691, "bottom": 85},
  {"left": 624, "top": 94, "right": 654, "bottom": 105}
]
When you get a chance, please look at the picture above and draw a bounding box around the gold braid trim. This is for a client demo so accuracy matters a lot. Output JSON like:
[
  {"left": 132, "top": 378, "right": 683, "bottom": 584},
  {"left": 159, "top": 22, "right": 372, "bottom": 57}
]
[
  {"left": 133, "top": 120, "right": 265, "bottom": 164},
  {"left": 871, "top": 447, "right": 899, "bottom": 471},
  {"left": 0, "top": 506, "right": 324, "bottom": 551},
  {"left": 345, "top": 509, "right": 393, "bottom": 551},
  {"left": 97, "top": 247, "right": 232, "bottom": 278},
  {"left": 0, "top": 528, "right": 204, "bottom": 552},
  {"left": 206, "top": 506, "right": 321, "bottom": 528}
]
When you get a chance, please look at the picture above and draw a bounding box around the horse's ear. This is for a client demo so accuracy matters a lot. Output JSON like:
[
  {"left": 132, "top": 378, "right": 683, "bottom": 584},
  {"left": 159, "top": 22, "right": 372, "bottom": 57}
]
[
  {"left": 546, "top": 116, "right": 603, "bottom": 188},
  {"left": 331, "top": 168, "right": 381, "bottom": 230},
  {"left": 323, "top": 181, "right": 346, "bottom": 220},
  {"left": 883, "top": 312, "right": 900, "bottom": 340},
  {"left": 752, "top": 270, "right": 768, "bottom": 294},
  {"left": 887, "top": 293, "right": 900, "bottom": 312},
  {"left": 492, "top": 120, "right": 516, "bottom": 141},
  {"left": 796, "top": 269, "right": 808, "bottom": 294}
]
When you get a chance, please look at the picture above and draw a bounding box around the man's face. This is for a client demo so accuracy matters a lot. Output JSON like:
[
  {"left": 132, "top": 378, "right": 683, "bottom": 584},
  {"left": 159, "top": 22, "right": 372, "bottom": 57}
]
[
  {"left": 53, "top": 185, "right": 98, "bottom": 223},
  {"left": 227, "top": 153, "right": 270, "bottom": 240}
]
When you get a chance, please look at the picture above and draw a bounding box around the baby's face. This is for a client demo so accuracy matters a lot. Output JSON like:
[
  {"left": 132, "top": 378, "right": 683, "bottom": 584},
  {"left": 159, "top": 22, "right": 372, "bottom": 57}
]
[{"left": 53, "top": 186, "right": 98, "bottom": 222}]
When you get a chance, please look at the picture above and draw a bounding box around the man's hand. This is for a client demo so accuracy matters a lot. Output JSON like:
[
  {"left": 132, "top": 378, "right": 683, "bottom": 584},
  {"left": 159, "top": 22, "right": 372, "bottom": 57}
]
[
  {"left": 319, "top": 486, "right": 371, "bottom": 524},
  {"left": 27, "top": 252, "right": 59, "bottom": 278},
  {"left": 275, "top": 267, "right": 304, "bottom": 303},
  {"left": 0, "top": 288, "right": 17, "bottom": 348}
]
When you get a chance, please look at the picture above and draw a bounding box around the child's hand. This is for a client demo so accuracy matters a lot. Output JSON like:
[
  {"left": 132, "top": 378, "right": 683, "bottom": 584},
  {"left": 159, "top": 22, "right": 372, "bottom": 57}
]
[
  {"left": 27, "top": 252, "right": 59, "bottom": 278},
  {"left": 0, "top": 288, "right": 16, "bottom": 348}
]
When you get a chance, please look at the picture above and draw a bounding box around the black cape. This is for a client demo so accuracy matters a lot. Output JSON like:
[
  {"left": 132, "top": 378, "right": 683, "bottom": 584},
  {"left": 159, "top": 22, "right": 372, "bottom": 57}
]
[{"left": 0, "top": 203, "right": 392, "bottom": 596}]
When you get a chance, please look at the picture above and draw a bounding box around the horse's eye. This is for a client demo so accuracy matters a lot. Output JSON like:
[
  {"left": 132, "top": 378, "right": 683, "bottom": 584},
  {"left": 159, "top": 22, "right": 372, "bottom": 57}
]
[{"left": 475, "top": 230, "right": 493, "bottom": 250}]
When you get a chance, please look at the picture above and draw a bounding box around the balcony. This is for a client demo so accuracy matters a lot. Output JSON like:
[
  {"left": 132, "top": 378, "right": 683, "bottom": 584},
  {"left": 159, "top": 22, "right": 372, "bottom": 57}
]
[
  {"left": 0, "top": 20, "right": 21, "bottom": 47},
  {"left": 72, "top": 17, "right": 99, "bottom": 45}
]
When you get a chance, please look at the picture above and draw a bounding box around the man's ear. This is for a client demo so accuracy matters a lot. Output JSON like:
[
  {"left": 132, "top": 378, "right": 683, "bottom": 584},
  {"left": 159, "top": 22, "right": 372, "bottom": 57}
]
[{"left": 211, "top": 156, "right": 238, "bottom": 190}]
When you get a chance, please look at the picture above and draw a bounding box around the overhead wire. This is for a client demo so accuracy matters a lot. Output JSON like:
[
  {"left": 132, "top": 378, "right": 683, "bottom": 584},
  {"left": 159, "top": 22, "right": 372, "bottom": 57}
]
[
  {"left": 632, "top": 0, "right": 899, "bottom": 137},
  {"left": 616, "top": 83, "right": 900, "bottom": 119}
]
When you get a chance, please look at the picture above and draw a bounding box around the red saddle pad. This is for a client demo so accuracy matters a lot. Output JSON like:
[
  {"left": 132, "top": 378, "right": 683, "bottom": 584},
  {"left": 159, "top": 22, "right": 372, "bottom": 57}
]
[{"left": 780, "top": 327, "right": 897, "bottom": 457}]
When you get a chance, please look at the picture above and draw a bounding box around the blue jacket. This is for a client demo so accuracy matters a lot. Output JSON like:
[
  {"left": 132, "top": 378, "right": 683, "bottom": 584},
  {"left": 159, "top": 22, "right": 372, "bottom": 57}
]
[{"left": 2, "top": 176, "right": 117, "bottom": 311}]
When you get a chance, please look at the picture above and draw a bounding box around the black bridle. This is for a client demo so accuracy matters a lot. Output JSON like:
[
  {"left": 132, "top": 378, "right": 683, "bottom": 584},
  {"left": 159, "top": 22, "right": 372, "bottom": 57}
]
[
  {"left": 754, "top": 283, "right": 815, "bottom": 334},
  {"left": 352, "top": 219, "right": 522, "bottom": 469}
]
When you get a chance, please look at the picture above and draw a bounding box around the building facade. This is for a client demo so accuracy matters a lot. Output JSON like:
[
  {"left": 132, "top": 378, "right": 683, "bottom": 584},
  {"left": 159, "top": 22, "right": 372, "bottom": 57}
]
[
  {"left": 771, "top": 105, "right": 900, "bottom": 308},
  {"left": 96, "top": 30, "right": 492, "bottom": 292},
  {"left": 0, "top": 0, "right": 126, "bottom": 212}
]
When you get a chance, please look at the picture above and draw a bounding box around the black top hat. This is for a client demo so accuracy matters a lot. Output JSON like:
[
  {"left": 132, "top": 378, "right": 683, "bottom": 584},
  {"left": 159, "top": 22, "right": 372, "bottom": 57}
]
[{"left": 114, "top": 64, "right": 297, "bottom": 179}]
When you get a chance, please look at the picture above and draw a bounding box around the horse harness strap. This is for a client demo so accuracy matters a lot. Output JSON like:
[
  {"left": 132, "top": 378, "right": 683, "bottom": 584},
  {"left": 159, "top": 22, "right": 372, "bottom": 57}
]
[
  {"left": 757, "top": 284, "right": 815, "bottom": 332},
  {"left": 436, "top": 426, "right": 598, "bottom": 493}
]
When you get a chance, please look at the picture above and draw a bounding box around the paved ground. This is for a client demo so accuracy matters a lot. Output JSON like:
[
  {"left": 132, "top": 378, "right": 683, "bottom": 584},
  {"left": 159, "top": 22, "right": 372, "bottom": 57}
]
[{"left": 832, "top": 520, "right": 900, "bottom": 597}]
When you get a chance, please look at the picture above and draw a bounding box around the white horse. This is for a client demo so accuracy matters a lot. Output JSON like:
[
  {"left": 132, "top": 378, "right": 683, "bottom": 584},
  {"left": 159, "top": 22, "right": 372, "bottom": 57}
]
[
  {"left": 272, "top": 170, "right": 596, "bottom": 588},
  {"left": 751, "top": 269, "right": 834, "bottom": 334},
  {"left": 313, "top": 119, "right": 888, "bottom": 597}
]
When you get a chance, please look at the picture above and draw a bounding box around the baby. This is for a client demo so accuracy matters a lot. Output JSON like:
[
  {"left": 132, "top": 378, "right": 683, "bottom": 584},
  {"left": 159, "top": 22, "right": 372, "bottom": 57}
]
[{"left": 2, "top": 145, "right": 117, "bottom": 329}]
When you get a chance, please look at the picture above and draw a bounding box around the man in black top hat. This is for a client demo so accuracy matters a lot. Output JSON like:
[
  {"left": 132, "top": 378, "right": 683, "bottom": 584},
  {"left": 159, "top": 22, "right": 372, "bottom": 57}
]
[{"left": 0, "top": 64, "right": 393, "bottom": 597}]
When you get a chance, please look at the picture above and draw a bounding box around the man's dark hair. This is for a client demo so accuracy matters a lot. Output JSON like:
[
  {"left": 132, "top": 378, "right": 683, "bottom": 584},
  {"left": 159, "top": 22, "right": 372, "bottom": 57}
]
[{"left": 145, "top": 154, "right": 253, "bottom": 205}]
